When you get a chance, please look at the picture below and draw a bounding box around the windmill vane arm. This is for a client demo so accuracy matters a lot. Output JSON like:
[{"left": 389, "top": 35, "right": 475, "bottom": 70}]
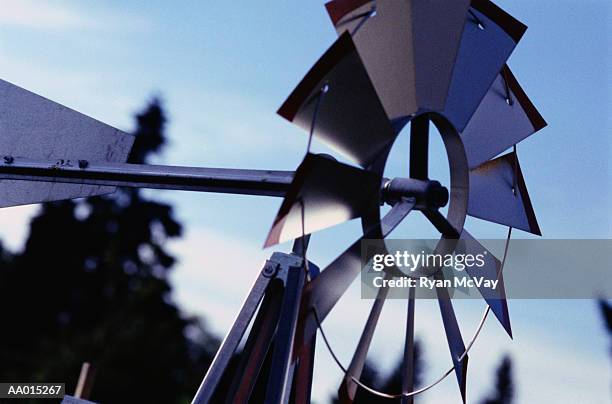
[
  {"left": 0, "top": 156, "right": 450, "bottom": 207},
  {"left": 0, "top": 157, "right": 294, "bottom": 197}
]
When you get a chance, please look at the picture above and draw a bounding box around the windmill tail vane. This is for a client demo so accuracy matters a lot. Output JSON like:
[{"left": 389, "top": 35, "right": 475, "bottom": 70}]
[{"left": 0, "top": 0, "right": 546, "bottom": 403}]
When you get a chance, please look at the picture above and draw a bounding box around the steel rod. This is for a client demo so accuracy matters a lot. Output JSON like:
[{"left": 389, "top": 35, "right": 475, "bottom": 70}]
[
  {"left": 409, "top": 115, "right": 429, "bottom": 180},
  {"left": 191, "top": 265, "right": 273, "bottom": 404},
  {"left": 264, "top": 262, "right": 306, "bottom": 404},
  {"left": 293, "top": 259, "right": 319, "bottom": 404},
  {"left": 227, "top": 281, "right": 284, "bottom": 403},
  {"left": 0, "top": 157, "right": 451, "bottom": 208},
  {"left": 0, "top": 157, "right": 294, "bottom": 197},
  {"left": 339, "top": 283, "right": 389, "bottom": 401}
]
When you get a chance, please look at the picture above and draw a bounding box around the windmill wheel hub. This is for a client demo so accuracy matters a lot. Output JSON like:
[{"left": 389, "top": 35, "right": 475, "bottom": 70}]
[{"left": 381, "top": 177, "right": 449, "bottom": 209}]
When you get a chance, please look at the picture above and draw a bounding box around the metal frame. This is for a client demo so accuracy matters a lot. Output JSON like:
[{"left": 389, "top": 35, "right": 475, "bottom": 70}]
[{"left": 191, "top": 237, "right": 318, "bottom": 404}]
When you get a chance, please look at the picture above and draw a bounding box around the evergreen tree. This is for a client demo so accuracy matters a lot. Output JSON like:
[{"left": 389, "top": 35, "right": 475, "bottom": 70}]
[
  {"left": 598, "top": 299, "right": 612, "bottom": 398},
  {"left": 481, "top": 355, "right": 514, "bottom": 404},
  {"left": 599, "top": 300, "right": 612, "bottom": 336},
  {"left": 0, "top": 98, "right": 218, "bottom": 403}
]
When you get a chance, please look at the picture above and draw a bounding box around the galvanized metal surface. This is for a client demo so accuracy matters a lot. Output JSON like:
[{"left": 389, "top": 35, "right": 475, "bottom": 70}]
[
  {"left": 338, "top": 281, "right": 390, "bottom": 402},
  {"left": 226, "top": 279, "right": 283, "bottom": 402},
  {"left": 384, "top": 177, "right": 449, "bottom": 209},
  {"left": 422, "top": 210, "right": 513, "bottom": 337},
  {"left": 0, "top": 157, "right": 294, "bottom": 198},
  {"left": 0, "top": 156, "right": 449, "bottom": 214},
  {"left": 326, "top": 0, "right": 418, "bottom": 124},
  {"left": 461, "top": 66, "right": 547, "bottom": 169},
  {"left": 190, "top": 264, "right": 272, "bottom": 403},
  {"left": 409, "top": 115, "right": 429, "bottom": 180},
  {"left": 411, "top": 112, "right": 471, "bottom": 401},
  {"left": 299, "top": 198, "right": 416, "bottom": 347},
  {"left": 444, "top": 0, "right": 527, "bottom": 132},
  {"left": 292, "top": 252, "right": 319, "bottom": 404},
  {"left": 264, "top": 153, "right": 381, "bottom": 247},
  {"left": 435, "top": 271, "right": 468, "bottom": 403},
  {"left": 458, "top": 231, "right": 512, "bottom": 337},
  {"left": 191, "top": 251, "right": 310, "bottom": 404},
  {"left": 326, "top": 0, "right": 471, "bottom": 121},
  {"left": 409, "top": 0, "right": 471, "bottom": 112},
  {"left": 277, "top": 33, "right": 396, "bottom": 167},
  {"left": 0, "top": 79, "right": 133, "bottom": 207},
  {"left": 468, "top": 152, "right": 541, "bottom": 235},
  {"left": 263, "top": 256, "right": 307, "bottom": 404}
]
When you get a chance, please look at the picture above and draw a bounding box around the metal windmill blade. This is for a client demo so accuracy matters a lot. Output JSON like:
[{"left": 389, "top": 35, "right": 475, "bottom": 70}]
[
  {"left": 278, "top": 32, "right": 396, "bottom": 168},
  {"left": 458, "top": 231, "right": 512, "bottom": 336},
  {"left": 338, "top": 282, "right": 390, "bottom": 401},
  {"left": 421, "top": 210, "right": 514, "bottom": 332},
  {"left": 264, "top": 153, "right": 381, "bottom": 247},
  {"left": 444, "top": 0, "right": 528, "bottom": 132},
  {"left": 325, "top": 0, "right": 471, "bottom": 126},
  {"left": 272, "top": 30, "right": 448, "bottom": 244},
  {"left": 0, "top": 79, "right": 134, "bottom": 207},
  {"left": 468, "top": 151, "right": 541, "bottom": 235},
  {"left": 437, "top": 272, "right": 469, "bottom": 403},
  {"left": 297, "top": 198, "right": 416, "bottom": 341},
  {"left": 461, "top": 65, "right": 547, "bottom": 169}
]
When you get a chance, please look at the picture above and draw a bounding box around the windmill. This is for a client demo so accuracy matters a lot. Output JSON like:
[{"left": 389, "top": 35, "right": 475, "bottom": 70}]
[{"left": 0, "top": 0, "right": 546, "bottom": 403}]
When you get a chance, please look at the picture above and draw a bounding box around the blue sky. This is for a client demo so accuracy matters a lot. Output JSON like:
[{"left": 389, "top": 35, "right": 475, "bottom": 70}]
[{"left": 0, "top": 1, "right": 610, "bottom": 402}]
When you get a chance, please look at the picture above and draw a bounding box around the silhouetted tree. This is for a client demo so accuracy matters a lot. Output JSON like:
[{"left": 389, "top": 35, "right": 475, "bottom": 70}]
[
  {"left": 481, "top": 355, "right": 514, "bottom": 404},
  {"left": 599, "top": 300, "right": 612, "bottom": 337},
  {"left": 0, "top": 98, "right": 218, "bottom": 403},
  {"left": 331, "top": 340, "right": 423, "bottom": 403},
  {"left": 598, "top": 300, "right": 612, "bottom": 399}
]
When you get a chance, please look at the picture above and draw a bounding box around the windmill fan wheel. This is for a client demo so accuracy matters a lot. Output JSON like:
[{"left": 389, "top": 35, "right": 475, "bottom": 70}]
[{"left": 264, "top": 0, "right": 546, "bottom": 402}]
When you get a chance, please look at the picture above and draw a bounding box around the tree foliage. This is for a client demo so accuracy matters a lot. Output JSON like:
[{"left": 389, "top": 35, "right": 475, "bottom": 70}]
[
  {"left": 481, "top": 355, "right": 514, "bottom": 404},
  {"left": 599, "top": 300, "right": 612, "bottom": 336}
]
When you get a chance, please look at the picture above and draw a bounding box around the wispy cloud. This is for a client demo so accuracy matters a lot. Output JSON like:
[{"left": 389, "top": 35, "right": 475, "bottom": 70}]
[{"left": 0, "top": 0, "right": 151, "bottom": 32}]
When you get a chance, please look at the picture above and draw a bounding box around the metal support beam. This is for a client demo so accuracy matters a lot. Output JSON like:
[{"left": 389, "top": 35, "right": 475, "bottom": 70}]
[
  {"left": 0, "top": 157, "right": 450, "bottom": 208},
  {"left": 264, "top": 256, "right": 306, "bottom": 404},
  {"left": 191, "top": 261, "right": 276, "bottom": 403},
  {"left": 191, "top": 246, "right": 317, "bottom": 404},
  {"left": 0, "top": 157, "right": 294, "bottom": 197},
  {"left": 409, "top": 115, "right": 429, "bottom": 180}
]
